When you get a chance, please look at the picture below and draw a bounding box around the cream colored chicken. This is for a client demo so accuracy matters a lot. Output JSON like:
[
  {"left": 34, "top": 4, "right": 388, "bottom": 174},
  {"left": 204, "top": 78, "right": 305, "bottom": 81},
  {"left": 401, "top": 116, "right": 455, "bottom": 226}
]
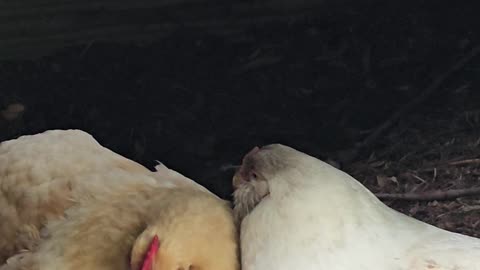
[
  {"left": 0, "top": 130, "right": 238, "bottom": 270},
  {"left": 233, "top": 144, "right": 480, "bottom": 270}
]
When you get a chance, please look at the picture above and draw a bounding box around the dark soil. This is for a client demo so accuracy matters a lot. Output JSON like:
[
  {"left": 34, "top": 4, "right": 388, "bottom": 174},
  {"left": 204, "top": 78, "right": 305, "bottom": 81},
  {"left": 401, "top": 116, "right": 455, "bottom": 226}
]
[{"left": 1, "top": 2, "right": 480, "bottom": 236}]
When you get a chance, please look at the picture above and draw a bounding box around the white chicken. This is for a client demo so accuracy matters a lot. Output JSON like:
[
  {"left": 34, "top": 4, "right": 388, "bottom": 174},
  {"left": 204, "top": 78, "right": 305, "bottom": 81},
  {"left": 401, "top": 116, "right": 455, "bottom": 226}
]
[
  {"left": 232, "top": 144, "right": 480, "bottom": 270},
  {"left": 0, "top": 129, "right": 238, "bottom": 270}
]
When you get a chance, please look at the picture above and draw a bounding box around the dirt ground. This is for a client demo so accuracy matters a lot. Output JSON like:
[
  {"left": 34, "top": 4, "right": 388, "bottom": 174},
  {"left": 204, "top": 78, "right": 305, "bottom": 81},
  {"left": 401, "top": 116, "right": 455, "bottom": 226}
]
[{"left": 1, "top": 2, "right": 480, "bottom": 236}]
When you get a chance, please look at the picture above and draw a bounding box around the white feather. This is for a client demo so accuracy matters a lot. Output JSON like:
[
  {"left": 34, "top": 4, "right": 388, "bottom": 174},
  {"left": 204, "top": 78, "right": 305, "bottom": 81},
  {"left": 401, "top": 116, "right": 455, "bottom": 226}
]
[{"left": 238, "top": 144, "right": 480, "bottom": 270}]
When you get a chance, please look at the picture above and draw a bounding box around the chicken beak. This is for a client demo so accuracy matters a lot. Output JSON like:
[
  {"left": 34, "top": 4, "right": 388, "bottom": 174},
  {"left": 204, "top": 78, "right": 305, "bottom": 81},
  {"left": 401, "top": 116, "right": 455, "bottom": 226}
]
[
  {"left": 233, "top": 146, "right": 260, "bottom": 189},
  {"left": 232, "top": 174, "right": 245, "bottom": 189}
]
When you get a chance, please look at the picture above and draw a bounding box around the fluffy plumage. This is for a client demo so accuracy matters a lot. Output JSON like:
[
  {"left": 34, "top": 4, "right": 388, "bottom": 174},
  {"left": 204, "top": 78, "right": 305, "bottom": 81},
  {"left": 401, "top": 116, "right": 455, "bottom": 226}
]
[
  {"left": 233, "top": 144, "right": 480, "bottom": 270},
  {"left": 0, "top": 130, "right": 238, "bottom": 270}
]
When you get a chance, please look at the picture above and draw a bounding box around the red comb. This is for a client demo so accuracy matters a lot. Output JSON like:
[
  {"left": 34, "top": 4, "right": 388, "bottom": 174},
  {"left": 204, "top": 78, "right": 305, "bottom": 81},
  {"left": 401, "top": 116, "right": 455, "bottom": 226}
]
[
  {"left": 243, "top": 146, "right": 260, "bottom": 162},
  {"left": 140, "top": 235, "right": 160, "bottom": 270}
]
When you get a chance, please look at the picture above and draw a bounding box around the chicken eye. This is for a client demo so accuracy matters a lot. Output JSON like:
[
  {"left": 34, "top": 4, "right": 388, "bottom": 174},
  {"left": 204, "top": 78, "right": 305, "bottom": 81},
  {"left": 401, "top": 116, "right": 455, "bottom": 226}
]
[{"left": 249, "top": 171, "right": 257, "bottom": 181}]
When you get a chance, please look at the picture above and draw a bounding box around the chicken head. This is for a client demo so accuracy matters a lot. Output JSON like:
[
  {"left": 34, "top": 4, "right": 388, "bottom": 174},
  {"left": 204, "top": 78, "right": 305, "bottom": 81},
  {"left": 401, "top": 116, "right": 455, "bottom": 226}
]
[{"left": 129, "top": 189, "right": 239, "bottom": 270}]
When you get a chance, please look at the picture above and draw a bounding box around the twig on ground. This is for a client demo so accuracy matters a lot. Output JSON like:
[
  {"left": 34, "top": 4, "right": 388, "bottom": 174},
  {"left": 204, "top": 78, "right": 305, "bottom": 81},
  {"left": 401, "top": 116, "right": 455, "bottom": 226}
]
[
  {"left": 79, "top": 40, "right": 95, "bottom": 58},
  {"left": 448, "top": 159, "right": 480, "bottom": 166},
  {"left": 375, "top": 187, "right": 480, "bottom": 201},
  {"left": 416, "top": 158, "right": 480, "bottom": 172}
]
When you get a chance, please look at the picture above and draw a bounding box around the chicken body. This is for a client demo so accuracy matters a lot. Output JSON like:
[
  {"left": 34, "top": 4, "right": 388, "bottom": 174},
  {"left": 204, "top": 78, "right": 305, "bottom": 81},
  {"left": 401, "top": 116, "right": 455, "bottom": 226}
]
[
  {"left": 3, "top": 184, "right": 237, "bottom": 270},
  {"left": 0, "top": 129, "right": 157, "bottom": 261},
  {"left": 233, "top": 144, "right": 480, "bottom": 270},
  {"left": 0, "top": 130, "right": 238, "bottom": 270}
]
